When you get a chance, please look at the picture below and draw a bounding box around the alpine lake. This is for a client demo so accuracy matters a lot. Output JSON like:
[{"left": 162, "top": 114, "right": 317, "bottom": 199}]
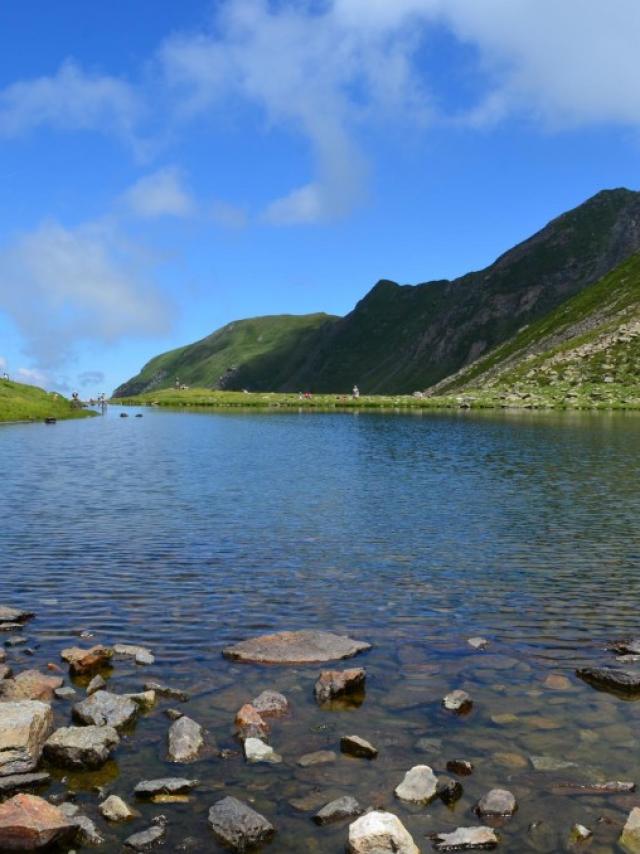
[{"left": 2, "top": 404, "right": 640, "bottom": 853}]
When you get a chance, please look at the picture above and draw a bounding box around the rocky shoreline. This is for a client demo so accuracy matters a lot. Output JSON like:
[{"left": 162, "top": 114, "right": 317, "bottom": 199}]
[{"left": 1, "top": 610, "right": 640, "bottom": 851}]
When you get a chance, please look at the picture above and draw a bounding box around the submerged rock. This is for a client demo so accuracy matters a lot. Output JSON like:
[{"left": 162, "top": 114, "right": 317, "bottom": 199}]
[
  {"left": 0, "top": 670, "right": 63, "bottom": 702},
  {"left": 476, "top": 789, "right": 517, "bottom": 823},
  {"left": 314, "top": 668, "right": 366, "bottom": 704},
  {"left": 341, "top": 735, "right": 378, "bottom": 759},
  {"left": 60, "top": 645, "right": 112, "bottom": 676},
  {"left": 529, "top": 755, "right": 577, "bottom": 772},
  {"left": 252, "top": 690, "right": 289, "bottom": 717},
  {"left": 0, "top": 607, "right": 33, "bottom": 624},
  {"left": 143, "top": 682, "right": 189, "bottom": 702},
  {"left": 313, "top": 796, "right": 363, "bottom": 825},
  {"left": 235, "top": 704, "right": 269, "bottom": 740},
  {"left": 576, "top": 667, "right": 640, "bottom": 695},
  {"left": 73, "top": 690, "right": 138, "bottom": 730},
  {"left": 552, "top": 780, "right": 635, "bottom": 794},
  {"left": 208, "top": 796, "right": 275, "bottom": 851},
  {"left": 244, "top": 737, "right": 282, "bottom": 764},
  {"left": 223, "top": 630, "right": 371, "bottom": 664},
  {"left": 348, "top": 811, "right": 419, "bottom": 854},
  {"left": 297, "top": 750, "right": 336, "bottom": 767},
  {"left": 44, "top": 725, "right": 119, "bottom": 769},
  {"left": 443, "top": 690, "right": 473, "bottom": 713},
  {"left": 447, "top": 759, "right": 474, "bottom": 776},
  {"left": 59, "top": 803, "right": 104, "bottom": 846},
  {"left": 124, "top": 816, "right": 167, "bottom": 851},
  {"left": 99, "top": 794, "right": 135, "bottom": 822},
  {"left": 437, "top": 777, "right": 464, "bottom": 805},
  {"left": 432, "top": 826, "right": 498, "bottom": 851},
  {"left": 134, "top": 778, "right": 198, "bottom": 798},
  {"left": 113, "top": 644, "right": 155, "bottom": 665},
  {"left": 168, "top": 716, "right": 203, "bottom": 763},
  {"left": 0, "top": 701, "right": 53, "bottom": 776},
  {"left": 0, "top": 794, "right": 73, "bottom": 851},
  {"left": 395, "top": 765, "right": 439, "bottom": 803},
  {"left": 124, "top": 690, "right": 156, "bottom": 710}
]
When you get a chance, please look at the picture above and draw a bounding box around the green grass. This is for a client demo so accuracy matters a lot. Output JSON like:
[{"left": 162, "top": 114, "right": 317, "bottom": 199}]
[{"left": 0, "top": 379, "right": 95, "bottom": 423}]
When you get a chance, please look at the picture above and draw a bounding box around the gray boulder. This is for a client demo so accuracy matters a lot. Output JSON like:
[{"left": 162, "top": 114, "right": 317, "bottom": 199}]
[
  {"left": 44, "top": 725, "right": 119, "bottom": 769},
  {"left": 124, "top": 816, "right": 167, "bottom": 850},
  {"left": 313, "top": 796, "right": 363, "bottom": 825},
  {"left": 208, "top": 796, "right": 275, "bottom": 851},
  {"left": 73, "top": 690, "right": 138, "bottom": 730},
  {"left": 395, "top": 765, "right": 439, "bottom": 803},
  {"left": 167, "top": 716, "right": 203, "bottom": 763}
]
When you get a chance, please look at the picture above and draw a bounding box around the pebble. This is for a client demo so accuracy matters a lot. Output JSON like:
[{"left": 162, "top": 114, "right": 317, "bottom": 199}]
[
  {"left": 443, "top": 689, "right": 472, "bottom": 712},
  {"left": 298, "top": 750, "right": 336, "bottom": 767}
]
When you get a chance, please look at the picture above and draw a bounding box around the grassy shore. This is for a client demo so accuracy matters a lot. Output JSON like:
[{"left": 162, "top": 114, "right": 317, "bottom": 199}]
[
  {"left": 111, "top": 383, "right": 640, "bottom": 412},
  {"left": 0, "top": 379, "right": 95, "bottom": 423}
]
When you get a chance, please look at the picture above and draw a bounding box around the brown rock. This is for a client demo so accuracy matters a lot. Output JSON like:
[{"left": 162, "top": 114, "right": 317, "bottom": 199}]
[
  {"left": 0, "top": 671, "right": 63, "bottom": 702},
  {"left": 0, "top": 702, "right": 53, "bottom": 777},
  {"left": 234, "top": 704, "right": 269, "bottom": 740},
  {"left": 223, "top": 630, "right": 371, "bottom": 664},
  {"left": 252, "top": 690, "right": 289, "bottom": 717},
  {"left": 544, "top": 674, "right": 571, "bottom": 691},
  {"left": 314, "top": 668, "right": 366, "bottom": 704},
  {"left": 0, "top": 665, "right": 12, "bottom": 680},
  {"left": 60, "top": 645, "right": 112, "bottom": 676},
  {"left": 0, "top": 794, "right": 73, "bottom": 850}
]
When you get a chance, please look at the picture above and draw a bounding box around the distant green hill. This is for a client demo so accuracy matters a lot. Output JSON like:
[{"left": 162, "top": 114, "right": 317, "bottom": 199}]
[
  {"left": 115, "top": 188, "right": 640, "bottom": 397},
  {"left": 0, "top": 379, "right": 94, "bottom": 423},
  {"left": 113, "top": 313, "right": 336, "bottom": 398},
  {"left": 432, "top": 250, "right": 640, "bottom": 406}
]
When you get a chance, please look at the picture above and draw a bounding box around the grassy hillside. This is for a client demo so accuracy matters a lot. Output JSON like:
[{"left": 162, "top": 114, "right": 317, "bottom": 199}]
[
  {"left": 115, "top": 188, "right": 640, "bottom": 397},
  {"left": 0, "top": 379, "right": 95, "bottom": 423},
  {"left": 432, "top": 250, "right": 640, "bottom": 407},
  {"left": 113, "top": 313, "right": 336, "bottom": 397}
]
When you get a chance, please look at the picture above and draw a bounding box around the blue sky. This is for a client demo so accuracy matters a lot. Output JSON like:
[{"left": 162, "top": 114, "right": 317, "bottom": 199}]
[{"left": 1, "top": 0, "right": 639, "bottom": 395}]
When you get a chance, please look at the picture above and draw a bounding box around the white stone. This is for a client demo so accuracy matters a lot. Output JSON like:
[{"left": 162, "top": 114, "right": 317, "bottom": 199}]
[
  {"left": 99, "top": 795, "right": 135, "bottom": 822},
  {"left": 433, "top": 826, "right": 498, "bottom": 851},
  {"left": 620, "top": 808, "right": 640, "bottom": 853},
  {"left": 244, "top": 738, "right": 282, "bottom": 764},
  {"left": 394, "top": 765, "right": 438, "bottom": 803},
  {"left": 348, "top": 811, "right": 419, "bottom": 854}
]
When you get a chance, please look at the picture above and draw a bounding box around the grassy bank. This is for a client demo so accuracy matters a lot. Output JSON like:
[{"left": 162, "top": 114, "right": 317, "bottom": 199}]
[
  {"left": 111, "top": 384, "right": 640, "bottom": 412},
  {"left": 0, "top": 379, "right": 95, "bottom": 423}
]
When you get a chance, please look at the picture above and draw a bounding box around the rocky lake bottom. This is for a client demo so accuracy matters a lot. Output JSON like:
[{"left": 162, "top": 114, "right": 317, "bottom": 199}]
[{"left": 2, "top": 407, "right": 640, "bottom": 852}]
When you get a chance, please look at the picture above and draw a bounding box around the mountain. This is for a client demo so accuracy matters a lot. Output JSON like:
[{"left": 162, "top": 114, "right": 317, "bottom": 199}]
[
  {"left": 0, "top": 379, "right": 94, "bottom": 422},
  {"left": 115, "top": 188, "right": 640, "bottom": 397},
  {"left": 113, "top": 313, "right": 336, "bottom": 398},
  {"left": 431, "top": 249, "right": 640, "bottom": 404}
]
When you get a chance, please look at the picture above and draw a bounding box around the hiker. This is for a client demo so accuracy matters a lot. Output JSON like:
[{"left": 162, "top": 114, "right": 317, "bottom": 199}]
[{"left": 352, "top": 384, "right": 360, "bottom": 399}]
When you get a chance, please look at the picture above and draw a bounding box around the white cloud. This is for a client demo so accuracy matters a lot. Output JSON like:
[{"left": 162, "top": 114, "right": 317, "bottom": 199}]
[
  {"left": 0, "top": 59, "right": 139, "bottom": 139},
  {"left": 0, "top": 220, "right": 172, "bottom": 367},
  {"left": 211, "top": 200, "right": 248, "bottom": 229},
  {"left": 78, "top": 370, "right": 106, "bottom": 387},
  {"left": 160, "top": 0, "right": 431, "bottom": 224},
  {"left": 125, "top": 167, "right": 195, "bottom": 218}
]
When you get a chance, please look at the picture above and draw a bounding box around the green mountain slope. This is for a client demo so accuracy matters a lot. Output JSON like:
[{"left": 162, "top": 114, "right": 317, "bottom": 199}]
[
  {"left": 115, "top": 188, "right": 640, "bottom": 397},
  {"left": 433, "top": 251, "right": 640, "bottom": 404},
  {"left": 113, "top": 313, "right": 336, "bottom": 397},
  {"left": 0, "top": 379, "right": 94, "bottom": 422}
]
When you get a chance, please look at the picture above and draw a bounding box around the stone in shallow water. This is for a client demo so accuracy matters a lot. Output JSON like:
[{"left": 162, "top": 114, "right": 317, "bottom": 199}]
[
  {"left": 394, "top": 765, "right": 438, "bottom": 803},
  {"left": 443, "top": 690, "right": 473, "bottom": 712},
  {"left": 0, "top": 701, "right": 53, "bottom": 777},
  {"left": 0, "top": 670, "right": 63, "bottom": 703},
  {"left": 44, "top": 725, "right": 119, "bottom": 769},
  {"left": 53, "top": 686, "right": 76, "bottom": 700},
  {"left": 0, "top": 793, "right": 73, "bottom": 851},
  {"left": 60, "top": 645, "right": 112, "bottom": 676},
  {"left": 467, "top": 637, "right": 489, "bottom": 650},
  {"left": 552, "top": 780, "right": 636, "bottom": 794},
  {"left": 113, "top": 643, "right": 155, "bottom": 665},
  {"left": 125, "top": 690, "right": 156, "bottom": 710},
  {"left": 222, "top": 630, "right": 371, "bottom": 664},
  {"left": 610, "top": 639, "right": 640, "bottom": 655},
  {"left": 447, "top": 759, "right": 474, "bottom": 776},
  {"left": 235, "top": 704, "right": 269, "bottom": 740},
  {"left": 252, "top": 690, "right": 289, "bottom": 717},
  {"left": 620, "top": 807, "right": 640, "bottom": 853},
  {"left": 167, "top": 716, "right": 204, "bottom": 763},
  {"left": 144, "top": 681, "right": 189, "bottom": 702},
  {"left": 244, "top": 737, "right": 282, "bottom": 764},
  {"left": 99, "top": 794, "right": 135, "bottom": 822},
  {"left": 576, "top": 667, "right": 640, "bottom": 695},
  {"left": 86, "top": 675, "right": 106, "bottom": 695},
  {"left": 134, "top": 778, "right": 198, "bottom": 798},
  {"left": 476, "top": 788, "right": 517, "bottom": 821},
  {"left": 124, "top": 816, "right": 167, "bottom": 851},
  {"left": 0, "top": 607, "right": 33, "bottom": 624},
  {"left": 314, "top": 668, "right": 366, "bottom": 704},
  {"left": 72, "top": 690, "right": 138, "bottom": 730},
  {"left": 432, "top": 826, "right": 498, "bottom": 851},
  {"left": 544, "top": 674, "right": 572, "bottom": 690},
  {"left": 570, "top": 824, "right": 592, "bottom": 842},
  {"left": 529, "top": 755, "right": 577, "bottom": 772},
  {"left": 59, "top": 803, "right": 104, "bottom": 847},
  {"left": 341, "top": 735, "right": 378, "bottom": 759},
  {"left": 313, "top": 796, "right": 363, "bottom": 825},
  {"left": 297, "top": 750, "right": 336, "bottom": 767},
  {"left": 0, "top": 774, "right": 50, "bottom": 797},
  {"left": 437, "top": 777, "right": 464, "bottom": 805},
  {"left": 208, "top": 796, "right": 275, "bottom": 851},
  {"left": 348, "top": 811, "right": 419, "bottom": 854}
]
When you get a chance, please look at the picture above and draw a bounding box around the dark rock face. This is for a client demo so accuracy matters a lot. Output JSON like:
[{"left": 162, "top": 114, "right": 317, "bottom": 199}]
[
  {"left": 314, "top": 668, "right": 366, "bottom": 705},
  {"left": 44, "top": 725, "right": 119, "bottom": 769},
  {"left": 72, "top": 690, "right": 138, "bottom": 730},
  {"left": 576, "top": 667, "right": 640, "bottom": 695},
  {"left": 0, "top": 794, "right": 73, "bottom": 851},
  {"left": 208, "top": 796, "right": 275, "bottom": 851},
  {"left": 313, "top": 796, "right": 363, "bottom": 826},
  {"left": 223, "top": 630, "right": 371, "bottom": 664}
]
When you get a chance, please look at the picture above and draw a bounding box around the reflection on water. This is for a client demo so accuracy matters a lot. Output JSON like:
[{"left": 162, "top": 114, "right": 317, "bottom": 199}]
[{"left": 2, "top": 407, "right": 640, "bottom": 851}]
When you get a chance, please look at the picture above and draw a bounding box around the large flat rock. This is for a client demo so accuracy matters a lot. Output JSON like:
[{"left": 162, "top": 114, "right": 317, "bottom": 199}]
[
  {"left": 223, "top": 630, "right": 371, "bottom": 665},
  {"left": 576, "top": 667, "right": 640, "bottom": 696},
  {"left": 0, "top": 702, "right": 53, "bottom": 777}
]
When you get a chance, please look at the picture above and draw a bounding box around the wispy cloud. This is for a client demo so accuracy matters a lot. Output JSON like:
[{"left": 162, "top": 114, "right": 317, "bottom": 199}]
[
  {"left": 0, "top": 219, "right": 172, "bottom": 368},
  {"left": 78, "top": 370, "right": 106, "bottom": 387},
  {"left": 124, "top": 166, "right": 195, "bottom": 218},
  {"left": 0, "top": 59, "right": 139, "bottom": 140}
]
